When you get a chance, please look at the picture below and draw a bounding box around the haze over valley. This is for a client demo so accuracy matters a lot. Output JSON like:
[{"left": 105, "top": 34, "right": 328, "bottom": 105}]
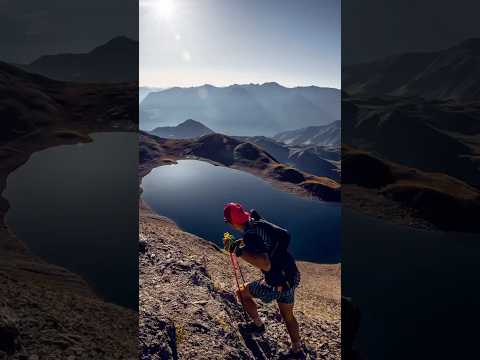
[{"left": 140, "top": 83, "right": 340, "bottom": 136}]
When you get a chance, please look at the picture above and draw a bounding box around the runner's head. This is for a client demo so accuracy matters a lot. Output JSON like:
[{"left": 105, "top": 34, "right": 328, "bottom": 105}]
[{"left": 224, "top": 202, "right": 250, "bottom": 230}]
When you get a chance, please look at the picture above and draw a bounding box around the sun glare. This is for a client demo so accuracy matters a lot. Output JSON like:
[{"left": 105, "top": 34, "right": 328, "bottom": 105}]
[{"left": 155, "top": 0, "right": 175, "bottom": 20}]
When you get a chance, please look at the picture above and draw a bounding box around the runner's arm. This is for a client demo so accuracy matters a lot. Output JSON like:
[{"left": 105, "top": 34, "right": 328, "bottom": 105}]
[{"left": 238, "top": 250, "right": 271, "bottom": 272}]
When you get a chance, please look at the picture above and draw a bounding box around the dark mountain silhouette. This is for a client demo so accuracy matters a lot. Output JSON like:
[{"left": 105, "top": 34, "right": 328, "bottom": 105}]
[
  {"left": 140, "top": 83, "right": 340, "bottom": 135},
  {"left": 150, "top": 119, "right": 214, "bottom": 139},
  {"left": 343, "top": 95, "right": 480, "bottom": 187},
  {"left": 20, "top": 36, "right": 138, "bottom": 83},
  {"left": 273, "top": 120, "right": 340, "bottom": 146},
  {"left": 343, "top": 38, "right": 480, "bottom": 231},
  {"left": 344, "top": 38, "right": 480, "bottom": 100}
]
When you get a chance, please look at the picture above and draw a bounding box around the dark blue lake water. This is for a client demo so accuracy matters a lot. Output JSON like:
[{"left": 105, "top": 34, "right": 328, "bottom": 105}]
[
  {"left": 343, "top": 209, "right": 480, "bottom": 360},
  {"left": 141, "top": 159, "right": 341, "bottom": 263},
  {"left": 3, "top": 133, "right": 138, "bottom": 310}
]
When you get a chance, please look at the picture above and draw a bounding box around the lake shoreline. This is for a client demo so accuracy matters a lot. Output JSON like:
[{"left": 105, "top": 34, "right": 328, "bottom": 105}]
[
  {"left": 1, "top": 128, "right": 138, "bottom": 358},
  {"left": 140, "top": 131, "right": 341, "bottom": 202},
  {"left": 4, "top": 132, "right": 139, "bottom": 310},
  {"left": 140, "top": 157, "right": 341, "bottom": 263}
]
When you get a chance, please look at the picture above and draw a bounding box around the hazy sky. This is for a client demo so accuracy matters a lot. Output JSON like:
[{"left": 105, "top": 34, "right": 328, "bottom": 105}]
[
  {"left": 140, "top": 0, "right": 340, "bottom": 88},
  {"left": 343, "top": 0, "right": 480, "bottom": 64},
  {"left": 0, "top": 0, "right": 138, "bottom": 63}
]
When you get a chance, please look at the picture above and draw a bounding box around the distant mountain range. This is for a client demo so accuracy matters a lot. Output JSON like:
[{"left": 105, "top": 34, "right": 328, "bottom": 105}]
[
  {"left": 150, "top": 119, "right": 214, "bottom": 139},
  {"left": 242, "top": 136, "right": 340, "bottom": 181},
  {"left": 273, "top": 120, "right": 340, "bottom": 146},
  {"left": 344, "top": 38, "right": 480, "bottom": 100},
  {"left": 19, "top": 36, "right": 138, "bottom": 83},
  {"left": 140, "top": 86, "right": 163, "bottom": 103},
  {"left": 140, "top": 83, "right": 340, "bottom": 135},
  {"left": 343, "top": 95, "right": 480, "bottom": 188},
  {"left": 148, "top": 118, "right": 340, "bottom": 180},
  {"left": 343, "top": 38, "right": 480, "bottom": 188}
]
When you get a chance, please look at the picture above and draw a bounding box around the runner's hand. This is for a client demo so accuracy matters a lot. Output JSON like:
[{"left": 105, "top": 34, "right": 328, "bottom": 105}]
[{"left": 223, "top": 232, "right": 238, "bottom": 253}]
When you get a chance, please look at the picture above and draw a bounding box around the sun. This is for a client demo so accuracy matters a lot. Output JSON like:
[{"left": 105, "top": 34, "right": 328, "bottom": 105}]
[{"left": 154, "top": 0, "right": 176, "bottom": 20}]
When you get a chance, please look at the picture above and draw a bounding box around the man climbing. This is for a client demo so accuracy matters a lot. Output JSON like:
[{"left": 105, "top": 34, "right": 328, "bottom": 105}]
[{"left": 223, "top": 202, "right": 305, "bottom": 359}]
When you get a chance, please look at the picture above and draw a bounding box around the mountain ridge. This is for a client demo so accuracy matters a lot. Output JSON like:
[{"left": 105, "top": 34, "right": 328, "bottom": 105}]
[
  {"left": 19, "top": 36, "right": 138, "bottom": 83},
  {"left": 150, "top": 119, "right": 214, "bottom": 139},
  {"left": 274, "top": 120, "right": 341, "bottom": 147},
  {"left": 140, "top": 84, "right": 340, "bottom": 135},
  {"left": 343, "top": 38, "right": 480, "bottom": 100},
  {"left": 140, "top": 132, "right": 341, "bottom": 202}
]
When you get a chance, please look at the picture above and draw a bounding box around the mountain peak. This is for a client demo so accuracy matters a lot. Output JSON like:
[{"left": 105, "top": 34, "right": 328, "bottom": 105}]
[
  {"left": 90, "top": 36, "right": 138, "bottom": 54},
  {"left": 105, "top": 36, "right": 136, "bottom": 46},
  {"left": 178, "top": 119, "right": 205, "bottom": 127},
  {"left": 261, "top": 81, "right": 283, "bottom": 88},
  {"left": 151, "top": 119, "right": 214, "bottom": 139}
]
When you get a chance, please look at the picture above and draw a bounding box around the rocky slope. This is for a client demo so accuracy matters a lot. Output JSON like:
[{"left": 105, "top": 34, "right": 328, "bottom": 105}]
[
  {"left": 139, "top": 204, "right": 341, "bottom": 360},
  {"left": 140, "top": 132, "right": 340, "bottom": 202},
  {"left": 0, "top": 63, "right": 138, "bottom": 358},
  {"left": 241, "top": 136, "right": 340, "bottom": 181},
  {"left": 1, "top": 255, "right": 138, "bottom": 359},
  {"left": 273, "top": 121, "right": 341, "bottom": 147}
]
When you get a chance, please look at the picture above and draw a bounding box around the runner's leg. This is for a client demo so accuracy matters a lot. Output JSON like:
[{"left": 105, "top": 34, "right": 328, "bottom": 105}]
[
  {"left": 278, "top": 301, "right": 302, "bottom": 351},
  {"left": 237, "top": 284, "right": 262, "bottom": 325}
]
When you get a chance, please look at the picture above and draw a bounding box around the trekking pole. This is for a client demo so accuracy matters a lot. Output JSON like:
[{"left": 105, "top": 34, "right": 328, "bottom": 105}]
[
  {"left": 232, "top": 252, "right": 247, "bottom": 288},
  {"left": 229, "top": 252, "right": 249, "bottom": 321}
]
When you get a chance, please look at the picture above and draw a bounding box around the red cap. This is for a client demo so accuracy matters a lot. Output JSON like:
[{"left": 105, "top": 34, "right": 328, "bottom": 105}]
[{"left": 224, "top": 203, "right": 250, "bottom": 225}]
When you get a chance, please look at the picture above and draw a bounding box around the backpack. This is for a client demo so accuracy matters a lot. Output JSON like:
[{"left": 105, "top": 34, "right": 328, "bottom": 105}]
[
  {"left": 250, "top": 209, "right": 291, "bottom": 257},
  {"left": 249, "top": 210, "right": 298, "bottom": 288}
]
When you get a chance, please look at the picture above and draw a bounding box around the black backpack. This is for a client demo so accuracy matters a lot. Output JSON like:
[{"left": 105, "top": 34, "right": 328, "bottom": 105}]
[
  {"left": 250, "top": 209, "right": 291, "bottom": 257},
  {"left": 250, "top": 210, "right": 298, "bottom": 288}
]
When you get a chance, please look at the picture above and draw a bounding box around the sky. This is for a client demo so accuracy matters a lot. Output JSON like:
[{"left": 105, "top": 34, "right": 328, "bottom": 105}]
[
  {"left": 140, "top": 0, "right": 341, "bottom": 88},
  {"left": 0, "top": 0, "right": 138, "bottom": 64},
  {"left": 343, "top": 0, "right": 480, "bottom": 64},
  {"left": 3, "top": 1, "right": 478, "bottom": 79}
]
